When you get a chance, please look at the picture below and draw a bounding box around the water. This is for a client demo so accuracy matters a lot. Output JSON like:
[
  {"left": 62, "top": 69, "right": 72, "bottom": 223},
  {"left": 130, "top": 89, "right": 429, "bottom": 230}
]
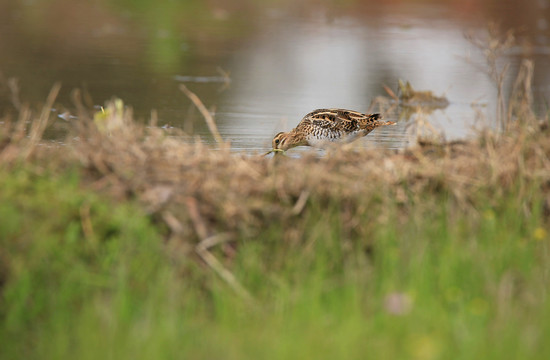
[{"left": 0, "top": 0, "right": 549, "bottom": 153}]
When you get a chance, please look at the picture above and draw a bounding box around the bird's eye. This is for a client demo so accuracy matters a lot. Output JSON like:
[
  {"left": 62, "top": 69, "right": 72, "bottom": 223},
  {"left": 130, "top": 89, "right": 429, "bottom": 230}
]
[{"left": 275, "top": 139, "right": 280, "bottom": 144}]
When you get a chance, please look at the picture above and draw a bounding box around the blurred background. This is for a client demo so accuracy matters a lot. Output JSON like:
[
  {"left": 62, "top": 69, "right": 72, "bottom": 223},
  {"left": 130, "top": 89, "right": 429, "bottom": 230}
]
[{"left": 0, "top": 0, "right": 549, "bottom": 151}]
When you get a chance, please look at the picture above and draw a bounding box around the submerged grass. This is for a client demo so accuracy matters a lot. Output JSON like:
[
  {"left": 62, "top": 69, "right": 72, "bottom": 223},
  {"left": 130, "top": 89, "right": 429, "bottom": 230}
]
[{"left": 1, "top": 41, "right": 550, "bottom": 357}]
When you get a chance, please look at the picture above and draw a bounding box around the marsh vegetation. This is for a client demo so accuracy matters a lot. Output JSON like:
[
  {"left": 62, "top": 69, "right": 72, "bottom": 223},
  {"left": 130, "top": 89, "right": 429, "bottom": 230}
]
[
  {"left": 1, "top": 1, "right": 550, "bottom": 359},
  {"left": 2, "top": 39, "right": 550, "bottom": 360}
]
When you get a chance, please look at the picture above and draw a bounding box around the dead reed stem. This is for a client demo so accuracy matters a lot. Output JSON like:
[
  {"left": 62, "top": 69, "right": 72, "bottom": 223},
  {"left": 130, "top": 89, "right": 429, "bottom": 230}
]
[
  {"left": 508, "top": 59, "right": 535, "bottom": 124},
  {"left": 21, "top": 83, "right": 60, "bottom": 160},
  {"left": 0, "top": 83, "right": 60, "bottom": 163},
  {"left": 187, "top": 197, "right": 253, "bottom": 301},
  {"left": 465, "top": 24, "right": 515, "bottom": 130},
  {"left": 7, "top": 78, "right": 21, "bottom": 110},
  {"left": 195, "top": 235, "right": 253, "bottom": 302},
  {"left": 180, "top": 84, "right": 224, "bottom": 145}
]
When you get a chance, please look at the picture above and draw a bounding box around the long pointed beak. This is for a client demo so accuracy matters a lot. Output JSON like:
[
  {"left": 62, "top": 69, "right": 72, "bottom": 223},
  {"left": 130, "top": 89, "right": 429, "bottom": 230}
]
[{"left": 264, "top": 149, "right": 286, "bottom": 156}]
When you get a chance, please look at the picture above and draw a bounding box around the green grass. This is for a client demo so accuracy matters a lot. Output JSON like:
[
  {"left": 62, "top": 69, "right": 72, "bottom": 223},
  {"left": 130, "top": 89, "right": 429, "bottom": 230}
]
[{"left": 0, "top": 166, "right": 549, "bottom": 359}]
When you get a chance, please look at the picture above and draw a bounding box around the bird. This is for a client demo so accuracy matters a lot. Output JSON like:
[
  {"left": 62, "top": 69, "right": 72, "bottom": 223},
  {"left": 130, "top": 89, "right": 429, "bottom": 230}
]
[{"left": 271, "top": 108, "right": 395, "bottom": 152}]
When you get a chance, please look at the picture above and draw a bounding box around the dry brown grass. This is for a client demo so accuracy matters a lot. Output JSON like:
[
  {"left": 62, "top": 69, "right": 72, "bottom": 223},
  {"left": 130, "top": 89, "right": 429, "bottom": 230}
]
[{"left": 1, "top": 90, "right": 548, "bottom": 242}]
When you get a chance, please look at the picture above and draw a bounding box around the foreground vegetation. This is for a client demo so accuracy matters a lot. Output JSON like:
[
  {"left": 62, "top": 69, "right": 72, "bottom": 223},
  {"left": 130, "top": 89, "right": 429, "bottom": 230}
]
[{"left": 1, "top": 76, "right": 550, "bottom": 358}]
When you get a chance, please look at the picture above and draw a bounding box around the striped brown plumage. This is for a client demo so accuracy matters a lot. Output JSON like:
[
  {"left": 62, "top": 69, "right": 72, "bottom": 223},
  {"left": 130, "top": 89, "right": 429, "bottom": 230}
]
[{"left": 272, "top": 109, "right": 394, "bottom": 151}]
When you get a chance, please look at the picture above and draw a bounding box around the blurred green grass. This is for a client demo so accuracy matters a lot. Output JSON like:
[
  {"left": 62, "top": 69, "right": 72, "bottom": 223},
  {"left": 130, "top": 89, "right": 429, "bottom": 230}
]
[{"left": 1, "top": 164, "right": 548, "bottom": 359}]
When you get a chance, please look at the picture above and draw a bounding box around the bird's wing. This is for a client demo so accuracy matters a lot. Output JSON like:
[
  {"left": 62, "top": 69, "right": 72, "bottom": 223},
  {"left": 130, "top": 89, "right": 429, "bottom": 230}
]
[
  {"left": 299, "top": 109, "right": 380, "bottom": 131},
  {"left": 297, "top": 109, "right": 338, "bottom": 129}
]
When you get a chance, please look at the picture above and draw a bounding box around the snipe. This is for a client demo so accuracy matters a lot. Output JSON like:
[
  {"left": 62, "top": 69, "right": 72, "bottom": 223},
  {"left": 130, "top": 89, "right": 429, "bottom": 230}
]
[{"left": 271, "top": 108, "right": 395, "bottom": 152}]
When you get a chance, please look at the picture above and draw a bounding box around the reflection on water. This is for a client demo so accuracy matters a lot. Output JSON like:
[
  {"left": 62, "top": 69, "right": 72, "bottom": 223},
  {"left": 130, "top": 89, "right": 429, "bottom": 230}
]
[
  {"left": 0, "top": 0, "right": 549, "bottom": 153},
  {"left": 220, "top": 15, "right": 491, "bottom": 151}
]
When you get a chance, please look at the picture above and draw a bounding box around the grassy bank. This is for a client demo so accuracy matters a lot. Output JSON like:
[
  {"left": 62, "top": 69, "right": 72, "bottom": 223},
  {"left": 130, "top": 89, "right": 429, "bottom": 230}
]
[{"left": 1, "top": 87, "right": 550, "bottom": 359}]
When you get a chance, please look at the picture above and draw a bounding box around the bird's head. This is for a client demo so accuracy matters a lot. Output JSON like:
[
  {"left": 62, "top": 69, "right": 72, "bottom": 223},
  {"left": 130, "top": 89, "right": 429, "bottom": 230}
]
[{"left": 272, "top": 132, "right": 291, "bottom": 151}]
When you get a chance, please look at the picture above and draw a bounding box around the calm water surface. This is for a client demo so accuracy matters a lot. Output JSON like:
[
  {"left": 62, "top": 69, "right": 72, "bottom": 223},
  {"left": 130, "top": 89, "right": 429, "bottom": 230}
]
[{"left": 0, "top": 1, "right": 549, "bottom": 153}]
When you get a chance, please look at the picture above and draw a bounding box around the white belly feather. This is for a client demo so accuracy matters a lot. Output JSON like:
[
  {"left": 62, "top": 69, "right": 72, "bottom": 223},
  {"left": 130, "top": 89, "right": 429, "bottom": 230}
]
[{"left": 306, "top": 130, "right": 365, "bottom": 147}]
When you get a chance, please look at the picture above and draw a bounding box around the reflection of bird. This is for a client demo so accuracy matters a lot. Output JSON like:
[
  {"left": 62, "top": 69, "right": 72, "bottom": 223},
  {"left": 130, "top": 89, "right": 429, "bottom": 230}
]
[{"left": 271, "top": 109, "right": 395, "bottom": 151}]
